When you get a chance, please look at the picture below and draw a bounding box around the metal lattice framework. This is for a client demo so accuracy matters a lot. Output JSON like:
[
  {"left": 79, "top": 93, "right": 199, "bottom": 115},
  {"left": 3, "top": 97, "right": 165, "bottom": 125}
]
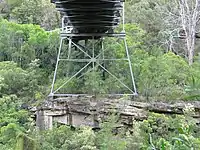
[{"left": 49, "top": 0, "right": 137, "bottom": 97}]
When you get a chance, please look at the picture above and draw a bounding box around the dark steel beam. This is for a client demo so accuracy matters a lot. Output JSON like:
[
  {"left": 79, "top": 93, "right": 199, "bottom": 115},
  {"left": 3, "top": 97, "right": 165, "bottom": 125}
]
[{"left": 51, "top": 0, "right": 123, "bottom": 36}]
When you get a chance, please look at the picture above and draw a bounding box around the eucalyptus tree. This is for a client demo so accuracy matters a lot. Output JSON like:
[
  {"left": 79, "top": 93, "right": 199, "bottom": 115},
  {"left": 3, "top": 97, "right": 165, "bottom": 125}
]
[
  {"left": 0, "top": 0, "right": 59, "bottom": 30},
  {"left": 176, "top": 0, "right": 200, "bottom": 65},
  {"left": 126, "top": 0, "right": 200, "bottom": 65},
  {"left": 11, "top": 0, "right": 60, "bottom": 30},
  {"left": 158, "top": 0, "right": 200, "bottom": 65},
  {"left": 0, "top": 0, "right": 23, "bottom": 19}
]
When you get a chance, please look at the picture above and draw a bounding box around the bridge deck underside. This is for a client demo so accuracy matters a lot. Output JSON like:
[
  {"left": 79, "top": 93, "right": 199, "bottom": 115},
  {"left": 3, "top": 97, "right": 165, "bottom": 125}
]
[{"left": 51, "top": 0, "right": 123, "bottom": 34}]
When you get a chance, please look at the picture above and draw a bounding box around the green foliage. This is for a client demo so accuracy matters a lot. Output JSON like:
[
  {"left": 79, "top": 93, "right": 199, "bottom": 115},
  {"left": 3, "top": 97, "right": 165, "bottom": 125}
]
[
  {"left": 1, "top": 0, "right": 59, "bottom": 30},
  {"left": 96, "top": 115, "right": 127, "bottom": 150},
  {"left": 2, "top": 19, "right": 200, "bottom": 100},
  {"left": 53, "top": 78, "right": 79, "bottom": 94},
  {"left": 0, "top": 19, "right": 59, "bottom": 70},
  {"left": 32, "top": 113, "right": 200, "bottom": 150},
  {"left": 37, "top": 126, "right": 97, "bottom": 150},
  {"left": 0, "top": 19, "right": 59, "bottom": 98},
  {"left": 139, "top": 112, "right": 200, "bottom": 149},
  {"left": 15, "top": 133, "right": 36, "bottom": 150},
  {"left": 137, "top": 52, "right": 189, "bottom": 100},
  {"left": 0, "top": 61, "right": 39, "bottom": 99},
  {"left": 126, "top": 121, "right": 145, "bottom": 150},
  {"left": 0, "top": 95, "right": 33, "bottom": 149},
  {"left": 184, "top": 62, "right": 200, "bottom": 100},
  {"left": 1, "top": 2, "right": 200, "bottom": 149},
  {"left": 83, "top": 71, "right": 106, "bottom": 95},
  {"left": 12, "top": 0, "right": 59, "bottom": 30}
]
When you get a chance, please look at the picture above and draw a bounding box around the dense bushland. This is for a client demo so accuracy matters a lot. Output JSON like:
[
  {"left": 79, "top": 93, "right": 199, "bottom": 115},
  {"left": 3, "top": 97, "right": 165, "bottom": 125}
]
[
  {"left": 1, "top": 19, "right": 200, "bottom": 101},
  {"left": 1, "top": 0, "right": 200, "bottom": 149},
  {"left": 1, "top": 18, "right": 200, "bottom": 150}
]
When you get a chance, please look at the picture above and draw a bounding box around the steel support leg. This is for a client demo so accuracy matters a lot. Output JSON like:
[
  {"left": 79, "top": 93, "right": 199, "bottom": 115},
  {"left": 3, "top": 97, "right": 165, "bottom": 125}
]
[
  {"left": 101, "top": 39, "right": 106, "bottom": 80},
  {"left": 92, "top": 36, "right": 95, "bottom": 70},
  {"left": 49, "top": 36, "right": 137, "bottom": 97},
  {"left": 68, "top": 38, "right": 72, "bottom": 59},
  {"left": 49, "top": 38, "right": 63, "bottom": 96},
  {"left": 66, "top": 38, "right": 72, "bottom": 77},
  {"left": 123, "top": 38, "right": 137, "bottom": 95}
]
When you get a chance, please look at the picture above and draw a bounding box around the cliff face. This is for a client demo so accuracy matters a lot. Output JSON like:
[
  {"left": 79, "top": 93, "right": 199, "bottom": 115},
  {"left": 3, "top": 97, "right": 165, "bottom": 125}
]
[{"left": 35, "top": 96, "right": 200, "bottom": 130}]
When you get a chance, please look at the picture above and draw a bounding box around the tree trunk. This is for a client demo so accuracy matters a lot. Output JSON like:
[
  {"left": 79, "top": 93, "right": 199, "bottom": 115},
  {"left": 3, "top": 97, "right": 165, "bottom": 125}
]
[{"left": 178, "top": 0, "right": 200, "bottom": 65}]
